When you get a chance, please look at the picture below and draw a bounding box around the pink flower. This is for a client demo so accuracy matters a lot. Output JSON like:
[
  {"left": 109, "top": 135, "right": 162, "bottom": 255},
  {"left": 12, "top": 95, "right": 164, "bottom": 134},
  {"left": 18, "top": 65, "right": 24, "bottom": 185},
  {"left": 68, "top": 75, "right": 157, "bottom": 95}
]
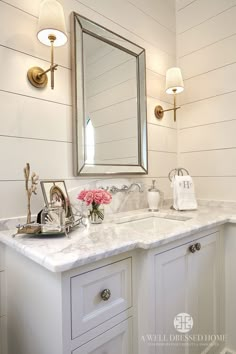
[
  {"left": 77, "top": 190, "right": 88, "bottom": 201},
  {"left": 93, "top": 190, "right": 104, "bottom": 205},
  {"left": 77, "top": 189, "right": 112, "bottom": 206},
  {"left": 102, "top": 191, "right": 112, "bottom": 204},
  {"left": 84, "top": 191, "right": 94, "bottom": 206}
]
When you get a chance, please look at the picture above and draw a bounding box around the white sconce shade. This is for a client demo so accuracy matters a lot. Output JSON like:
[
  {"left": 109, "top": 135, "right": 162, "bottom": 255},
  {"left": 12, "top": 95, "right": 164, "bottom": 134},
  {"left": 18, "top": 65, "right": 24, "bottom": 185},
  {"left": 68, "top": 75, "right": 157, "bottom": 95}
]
[
  {"left": 37, "top": 0, "right": 67, "bottom": 47},
  {"left": 165, "top": 67, "right": 184, "bottom": 94}
]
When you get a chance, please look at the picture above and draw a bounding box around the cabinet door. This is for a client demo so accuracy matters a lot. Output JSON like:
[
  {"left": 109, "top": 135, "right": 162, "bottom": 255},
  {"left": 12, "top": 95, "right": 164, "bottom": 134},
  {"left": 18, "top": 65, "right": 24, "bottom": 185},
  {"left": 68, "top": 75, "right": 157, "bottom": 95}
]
[
  {"left": 155, "top": 243, "right": 189, "bottom": 354},
  {"left": 72, "top": 318, "right": 132, "bottom": 354},
  {"left": 188, "top": 232, "right": 219, "bottom": 354},
  {"left": 155, "top": 232, "right": 219, "bottom": 354}
]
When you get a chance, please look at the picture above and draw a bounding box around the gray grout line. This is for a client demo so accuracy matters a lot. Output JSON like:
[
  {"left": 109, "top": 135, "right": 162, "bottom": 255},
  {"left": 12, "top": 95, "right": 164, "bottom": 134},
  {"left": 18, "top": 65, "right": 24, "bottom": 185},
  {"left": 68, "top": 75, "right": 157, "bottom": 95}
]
[
  {"left": 184, "top": 61, "right": 236, "bottom": 81},
  {"left": 179, "top": 118, "right": 236, "bottom": 130},
  {"left": 1, "top": 0, "right": 37, "bottom": 19},
  {"left": 180, "top": 147, "right": 236, "bottom": 154},
  {"left": 178, "top": 4, "right": 236, "bottom": 35},
  {"left": 178, "top": 32, "right": 236, "bottom": 59},
  {"left": 181, "top": 89, "right": 236, "bottom": 107},
  {"left": 75, "top": 0, "right": 176, "bottom": 58},
  {"left": 1, "top": 0, "right": 72, "bottom": 35},
  {"left": 0, "top": 89, "right": 72, "bottom": 107},
  {"left": 0, "top": 134, "right": 72, "bottom": 144},
  {"left": 0, "top": 43, "right": 70, "bottom": 71},
  {"left": 177, "top": 0, "right": 198, "bottom": 12},
  {"left": 126, "top": 0, "right": 175, "bottom": 34},
  {"left": 148, "top": 122, "right": 177, "bottom": 130},
  {"left": 149, "top": 150, "right": 177, "bottom": 154}
]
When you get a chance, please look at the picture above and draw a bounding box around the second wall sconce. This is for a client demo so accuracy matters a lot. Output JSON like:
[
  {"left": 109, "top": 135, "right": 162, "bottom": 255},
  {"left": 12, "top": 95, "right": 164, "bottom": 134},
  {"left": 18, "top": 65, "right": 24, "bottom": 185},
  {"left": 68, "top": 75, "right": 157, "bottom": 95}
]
[
  {"left": 154, "top": 67, "right": 184, "bottom": 122},
  {"left": 27, "top": 0, "right": 67, "bottom": 90}
]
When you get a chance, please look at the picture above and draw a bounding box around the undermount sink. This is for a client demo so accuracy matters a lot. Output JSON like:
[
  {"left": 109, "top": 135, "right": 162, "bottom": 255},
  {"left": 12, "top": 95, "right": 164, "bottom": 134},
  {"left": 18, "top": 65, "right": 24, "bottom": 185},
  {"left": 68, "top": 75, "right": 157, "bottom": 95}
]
[{"left": 114, "top": 213, "right": 192, "bottom": 225}]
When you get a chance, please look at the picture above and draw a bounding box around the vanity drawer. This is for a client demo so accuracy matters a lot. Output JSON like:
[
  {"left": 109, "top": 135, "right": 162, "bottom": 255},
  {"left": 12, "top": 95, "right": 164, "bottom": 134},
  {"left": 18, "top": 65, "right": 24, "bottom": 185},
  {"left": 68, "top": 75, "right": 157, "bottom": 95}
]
[
  {"left": 71, "top": 258, "right": 132, "bottom": 339},
  {"left": 0, "top": 272, "right": 6, "bottom": 317},
  {"left": 0, "top": 244, "right": 5, "bottom": 272},
  {"left": 72, "top": 318, "right": 132, "bottom": 354}
]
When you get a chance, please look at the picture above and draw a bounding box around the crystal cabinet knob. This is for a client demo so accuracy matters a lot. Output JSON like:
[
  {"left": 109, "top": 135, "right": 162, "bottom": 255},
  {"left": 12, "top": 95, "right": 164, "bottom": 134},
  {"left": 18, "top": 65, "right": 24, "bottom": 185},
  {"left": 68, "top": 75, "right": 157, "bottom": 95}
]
[
  {"left": 101, "top": 289, "right": 111, "bottom": 301},
  {"left": 189, "top": 244, "right": 196, "bottom": 253},
  {"left": 195, "top": 242, "right": 201, "bottom": 251}
]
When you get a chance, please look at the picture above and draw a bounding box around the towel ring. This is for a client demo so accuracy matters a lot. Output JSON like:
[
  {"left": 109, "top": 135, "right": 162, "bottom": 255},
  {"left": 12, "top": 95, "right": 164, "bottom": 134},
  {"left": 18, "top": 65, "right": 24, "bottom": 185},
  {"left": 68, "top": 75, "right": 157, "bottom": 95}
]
[{"left": 168, "top": 167, "right": 189, "bottom": 182}]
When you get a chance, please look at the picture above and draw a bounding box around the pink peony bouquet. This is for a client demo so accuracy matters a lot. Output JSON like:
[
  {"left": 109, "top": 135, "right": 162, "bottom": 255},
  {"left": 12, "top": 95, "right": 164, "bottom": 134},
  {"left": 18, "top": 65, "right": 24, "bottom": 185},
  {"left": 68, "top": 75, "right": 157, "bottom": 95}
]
[
  {"left": 77, "top": 189, "right": 112, "bottom": 223},
  {"left": 77, "top": 189, "right": 112, "bottom": 206}
]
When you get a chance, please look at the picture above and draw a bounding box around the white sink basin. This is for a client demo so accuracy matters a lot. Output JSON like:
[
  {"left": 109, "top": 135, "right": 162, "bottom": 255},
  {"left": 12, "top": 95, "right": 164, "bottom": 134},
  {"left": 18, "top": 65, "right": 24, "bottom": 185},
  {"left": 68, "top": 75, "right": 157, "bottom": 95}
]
[{"left": 114, "top": 213, "right": 192, "bottom": 225}]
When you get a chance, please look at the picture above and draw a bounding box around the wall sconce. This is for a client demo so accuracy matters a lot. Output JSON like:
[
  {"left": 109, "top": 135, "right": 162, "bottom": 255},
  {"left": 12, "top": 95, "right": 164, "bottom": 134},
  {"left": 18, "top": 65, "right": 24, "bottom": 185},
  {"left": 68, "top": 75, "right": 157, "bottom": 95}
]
[
  {"left": 27, "top": 0, "right": 67, "bottom": 90},
  {"left": 154, "top": 67, "right": 184, "bottom": 122}
]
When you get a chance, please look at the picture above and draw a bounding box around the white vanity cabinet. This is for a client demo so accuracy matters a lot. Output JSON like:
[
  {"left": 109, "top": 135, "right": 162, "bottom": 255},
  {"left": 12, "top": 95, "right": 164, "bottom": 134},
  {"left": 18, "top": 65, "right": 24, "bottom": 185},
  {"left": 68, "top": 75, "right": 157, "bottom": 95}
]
[
  {"left": 0, "top": 243, "right": 7, "bottom": 354},
  {"left": 154, "top": 231, "right": 223, "bottom": 354},
  {"left": 4, "top": 226, "right": 225, "bottom": 354},
  {"left": 5, "top": 249, "right": 133, "bottom": 354},
  {"left": 72, "top": 318, "right": 132, "bottom": 354}
]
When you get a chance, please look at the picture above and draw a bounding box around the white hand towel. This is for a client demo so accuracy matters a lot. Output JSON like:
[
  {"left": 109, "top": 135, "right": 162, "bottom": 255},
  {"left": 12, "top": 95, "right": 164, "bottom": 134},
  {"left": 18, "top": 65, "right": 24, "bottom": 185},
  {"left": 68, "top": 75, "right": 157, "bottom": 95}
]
[{"left": 172, "top": 175, "right": 197, "bottom": 211}]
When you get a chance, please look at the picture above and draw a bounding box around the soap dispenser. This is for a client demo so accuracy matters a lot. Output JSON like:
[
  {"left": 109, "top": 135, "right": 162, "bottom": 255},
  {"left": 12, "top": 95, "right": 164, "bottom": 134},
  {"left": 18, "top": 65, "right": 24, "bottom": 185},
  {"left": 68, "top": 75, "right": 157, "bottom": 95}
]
[{"left": 148, "top": 180, "right": 160, "bottom": 211}]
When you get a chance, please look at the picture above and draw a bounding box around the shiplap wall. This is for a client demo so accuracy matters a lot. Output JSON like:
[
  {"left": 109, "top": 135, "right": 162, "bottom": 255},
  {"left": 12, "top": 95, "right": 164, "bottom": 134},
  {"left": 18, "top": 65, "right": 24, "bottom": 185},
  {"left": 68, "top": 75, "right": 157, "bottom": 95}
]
[
  {"left": 0, "top": 0, "right": 176, "bottom": 219},
  {"left": 176, "top": 0, "right": 236, "bottom": 201}
]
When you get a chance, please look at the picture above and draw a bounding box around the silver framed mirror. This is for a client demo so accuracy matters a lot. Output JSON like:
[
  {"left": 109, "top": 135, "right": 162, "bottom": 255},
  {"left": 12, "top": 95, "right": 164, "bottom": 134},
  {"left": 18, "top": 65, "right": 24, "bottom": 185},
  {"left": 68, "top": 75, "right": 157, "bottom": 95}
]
[{"left": 71, "top": 12, "right": 148, "bottom": 176}]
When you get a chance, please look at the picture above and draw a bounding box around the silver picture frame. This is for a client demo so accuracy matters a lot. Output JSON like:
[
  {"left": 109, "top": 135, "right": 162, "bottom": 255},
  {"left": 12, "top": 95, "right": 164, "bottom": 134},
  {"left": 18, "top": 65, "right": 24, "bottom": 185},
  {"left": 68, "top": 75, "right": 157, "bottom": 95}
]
[{"left": 40, "top": 180, "right": 74, "bottom": 224}]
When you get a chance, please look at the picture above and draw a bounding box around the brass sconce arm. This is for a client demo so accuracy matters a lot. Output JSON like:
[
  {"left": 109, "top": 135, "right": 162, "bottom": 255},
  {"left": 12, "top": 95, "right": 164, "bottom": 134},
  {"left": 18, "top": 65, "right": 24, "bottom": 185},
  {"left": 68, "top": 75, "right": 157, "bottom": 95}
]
[
  {"left": 154, "top": 88, "right": 182, "bottom": 122},
  {"left": 154, "top": 105, "right": 180, "bottom": 122},
  {"left": 27, "top": 35, "right": 58, "bottom": 89}
]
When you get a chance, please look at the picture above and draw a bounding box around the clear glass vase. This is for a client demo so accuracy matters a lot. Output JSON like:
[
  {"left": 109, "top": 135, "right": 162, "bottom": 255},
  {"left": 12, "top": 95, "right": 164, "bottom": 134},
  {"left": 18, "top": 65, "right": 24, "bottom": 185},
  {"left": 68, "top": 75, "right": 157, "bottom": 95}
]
[{"left": 89, "top": 204, "right": 104, "bottom": 224}]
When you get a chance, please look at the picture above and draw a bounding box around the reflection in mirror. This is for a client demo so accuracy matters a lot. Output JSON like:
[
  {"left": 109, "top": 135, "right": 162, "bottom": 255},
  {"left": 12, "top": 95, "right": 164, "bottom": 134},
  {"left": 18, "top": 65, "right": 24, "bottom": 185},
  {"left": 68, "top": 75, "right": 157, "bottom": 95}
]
[{"left": 72, "top": 13, "right": 148, "bottom": 175}]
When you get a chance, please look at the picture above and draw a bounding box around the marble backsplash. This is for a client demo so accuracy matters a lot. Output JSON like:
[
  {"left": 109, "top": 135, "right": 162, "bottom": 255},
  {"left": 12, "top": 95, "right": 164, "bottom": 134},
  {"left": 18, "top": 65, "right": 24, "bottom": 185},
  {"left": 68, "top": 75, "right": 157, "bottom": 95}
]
[{"left": 0, "top": 178, "right": 153, "bottom": 231}]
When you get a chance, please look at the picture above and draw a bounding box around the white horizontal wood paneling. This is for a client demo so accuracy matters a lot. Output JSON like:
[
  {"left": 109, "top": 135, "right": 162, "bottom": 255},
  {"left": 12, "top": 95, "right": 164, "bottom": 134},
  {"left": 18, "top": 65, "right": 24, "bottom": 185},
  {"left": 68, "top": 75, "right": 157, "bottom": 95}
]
[
  {"left": 0, "top": 91, "right": 72, "bottom": 142},
  {"left": 179, "top": 91, "right": 236, "bottom": 129},
  {"left": 179, "top": 149, "right": 236, "bottom": 176},
  {"left": 177, "top": 0, "right": 236, "bottom": 34},
  {"left": 0, "top": 137, "right": 73, "bottom": 180},
  {"left": 148, "top": 151, "right": 177, "bottom": 177},
  {"left": 127, "top": 0, "right": 176, "bottom": 32},
  {"left": 179, "top": 120, "right": 236, "bottom": 152},
  {"left": 76, "top": 0, "right": 175, "bottom": 55},
  {"left": 0, "top": 0, "right": 176, "bottom": 220},
  {"left": 193, "top": 177, "right": 236, "bottom": 201},
  {"left": 180, "top": 63, "right": 236, "bottom": 105},
  {"left": 0, "top": 46, "right": 71, "bottom": 106},
  {"left": 177, "top": 0, "right": 236, "bottom": 202},
  {"left": 148, "top": 124, "right": 177, "bottom": 152},
  {"left": 4, "top": 0, "right": 175, "bottom": 75},
  {"left": 179, "top": 34, "right": 236, "bottom": 79},
  {"left": 146, "top": 70, "right": 173, "bottom": 104},
  {"left": 176, "top": 0, "right": 196, "bottom": 11},
  {"left": 178, "top": 5, "right": 236, "bottom": 57},
  {"left": 147, "top": 97, "right": 176, "bottom": 129},
  {"left": 0, "top": 1, "right": 70, "bottom": 69}
]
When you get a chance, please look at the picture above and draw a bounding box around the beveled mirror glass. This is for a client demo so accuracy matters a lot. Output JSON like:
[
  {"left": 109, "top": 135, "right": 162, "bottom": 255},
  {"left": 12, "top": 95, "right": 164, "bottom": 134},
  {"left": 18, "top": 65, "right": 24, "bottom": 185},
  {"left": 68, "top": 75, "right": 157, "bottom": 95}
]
[{"left": 71, "top": 12, "right": 148, "bottom": 176}]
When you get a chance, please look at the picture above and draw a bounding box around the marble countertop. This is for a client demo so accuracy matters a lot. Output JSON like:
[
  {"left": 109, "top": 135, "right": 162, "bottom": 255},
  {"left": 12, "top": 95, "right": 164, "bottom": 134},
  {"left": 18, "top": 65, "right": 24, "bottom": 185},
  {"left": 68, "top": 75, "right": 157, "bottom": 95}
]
[{"left": 1, "top": 206, "right": 236, "bottom": 272}]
